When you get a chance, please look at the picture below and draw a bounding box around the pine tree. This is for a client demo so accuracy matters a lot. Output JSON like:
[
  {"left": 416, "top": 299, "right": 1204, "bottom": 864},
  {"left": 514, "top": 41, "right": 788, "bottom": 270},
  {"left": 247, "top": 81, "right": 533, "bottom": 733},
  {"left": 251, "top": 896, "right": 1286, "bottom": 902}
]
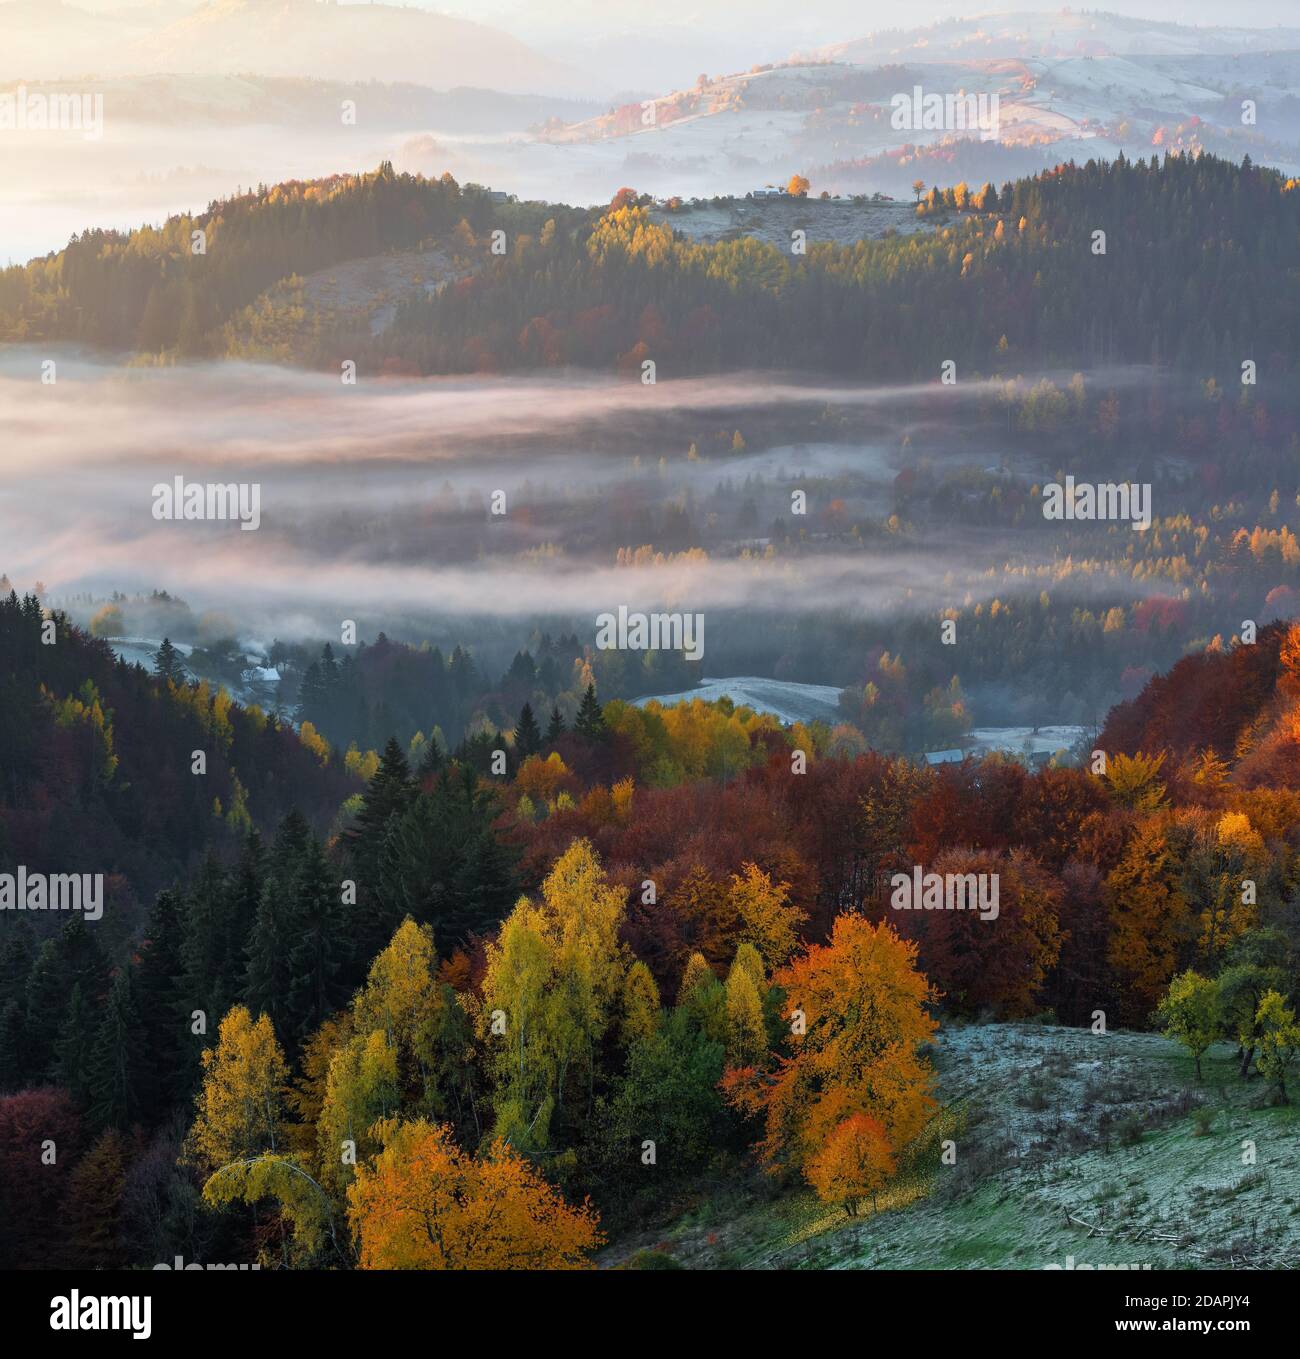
[
  {"left": 343, "top": 737, "right": 415, "bottom": 892},
  {"left": 416, "top": 732, "right": 445, "bottom": 780},
  {"left": 0, "top": 919, "right": 35, "bottom": 1010},
  {"left": 318, "top": 643, "right": 342, "bottom": 731},
  {"left": 55, "top": 983, "right": 96, "bottom": 1105},
  {"left": 60, "top": 916, "right": 111, "bottom": 1002},
  {"left": 0, "top": 1000, "right": 26, "bottom": 1092},
  {"left": 506, "top": 651, "right": 537, "bottom": 686},
  {"left": 376, "top": 766, "right": 520, "bottom": 947},
  {"left": 135, "top": 889, "right": 187, "bottom": 1113},
  {"left": 515, "top": 702, "right": 542, "bottom": 760},
  {"left": 545, "top": 704, "right": 566, "bottom": 744},
  {"left": 243, "top": 885, "right": 288, "bottom": 1039},
  {"left": 152, "top": 637, "right": 186, "bottom": 684},
  {"left": 22, "top": 939, "right": 64, "bottom": 1080},
  {"left": 454, "top": 729, "right": 499, "bottom": 777},
  {"left": 87, "top": 970, "right": 146, "bottom": 1130},
  {"left": 244, "top": 811, "right": 311, "bottom": 1030},
  {"left": 223, "top": 831, "right": 265, "bottom": 996},
  {"left": 180, "top": 853, "right": 230, "bottom": 1024},
  {"left": 296, "top": 660, "right": 327, "bottom": 724},
  {"left": 283, "top": 836, "right": 350, "bottom": 1051},
  {"left": 0, "top": 923, "right": 34, "bottom": 1090},
  {"left": 575, "top": 684, "right": 605, "bottom": 741},
  {"left": 24, "top": 920, "right": 109, "bottom": 1082},
  {"left": 320, "top": 642, "right": 340, "bottom": 688}
]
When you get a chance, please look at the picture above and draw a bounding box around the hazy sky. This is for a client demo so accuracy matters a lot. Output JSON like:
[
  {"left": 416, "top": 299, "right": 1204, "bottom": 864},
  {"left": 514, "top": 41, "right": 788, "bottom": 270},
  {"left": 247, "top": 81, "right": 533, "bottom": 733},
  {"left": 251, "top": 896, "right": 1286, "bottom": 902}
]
[
  {"left": 64, "top": 2, "right": 1300, "bottom": 57},
  {"left": 415, "top": 0, "right": 1300, "bottom": 42}
]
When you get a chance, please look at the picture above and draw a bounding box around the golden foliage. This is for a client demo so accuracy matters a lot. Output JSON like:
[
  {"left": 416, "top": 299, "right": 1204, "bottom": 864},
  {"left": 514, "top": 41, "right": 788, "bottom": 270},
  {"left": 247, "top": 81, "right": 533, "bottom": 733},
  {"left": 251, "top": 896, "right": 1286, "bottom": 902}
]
[{"left": 346, "top": 1119, "right": 603, "bottom": 1269}]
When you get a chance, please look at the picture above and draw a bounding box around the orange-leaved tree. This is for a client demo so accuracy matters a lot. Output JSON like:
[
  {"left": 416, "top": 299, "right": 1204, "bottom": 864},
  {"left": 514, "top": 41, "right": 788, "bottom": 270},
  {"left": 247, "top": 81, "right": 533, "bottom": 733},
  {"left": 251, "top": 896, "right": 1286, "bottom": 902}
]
[
  {"left": 346, "top": 1118, "right": 603, "bottom": 1269},
  {"left": 805, "top": 1113, "right": 896, "bottom": 1216},
  {"left": 723, "top": 914, "right": 937, "bottom": 1194},
  {"left": 1105, "top": 814, "right": 1189, "bottom": 1020}
]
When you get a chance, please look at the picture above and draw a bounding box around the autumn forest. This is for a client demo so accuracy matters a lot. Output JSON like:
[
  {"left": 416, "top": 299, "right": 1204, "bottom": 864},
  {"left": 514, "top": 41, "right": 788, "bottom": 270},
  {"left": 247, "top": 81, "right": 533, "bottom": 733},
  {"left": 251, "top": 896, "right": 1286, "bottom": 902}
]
[{"left": 4, "top": 5, "right": 1300, "bottom": 1316}]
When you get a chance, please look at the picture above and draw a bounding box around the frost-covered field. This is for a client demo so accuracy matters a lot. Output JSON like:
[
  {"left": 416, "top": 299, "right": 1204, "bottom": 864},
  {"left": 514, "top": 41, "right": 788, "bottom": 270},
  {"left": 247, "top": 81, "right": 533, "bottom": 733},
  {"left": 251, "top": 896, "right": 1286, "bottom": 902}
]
[
  {"left": 605, "top": 1023, "right": 1300, "bottom": 1271},
  {"left": 649, "top": 198, "right": 930, "bottom": 250},
  {"left": 966, "top": 725, "right": 1087, "bottom": 758},
  {"left": 633, "top": 676, "right": 844, "bottom": 726},
  {"left": 633, "top": 677, "right": 1086, "bottom": 756}
]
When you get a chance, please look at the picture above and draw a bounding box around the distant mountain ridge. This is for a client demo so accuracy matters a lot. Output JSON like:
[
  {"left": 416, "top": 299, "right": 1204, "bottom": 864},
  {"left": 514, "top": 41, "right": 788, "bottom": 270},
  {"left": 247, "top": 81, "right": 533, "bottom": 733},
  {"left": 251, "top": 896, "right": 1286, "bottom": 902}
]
[
  {"left": 539, "top": 13, "right": 1300, "bottom": 199},
  {"left": 809, "top": 11, "right": 1300, "bottom": 64}
]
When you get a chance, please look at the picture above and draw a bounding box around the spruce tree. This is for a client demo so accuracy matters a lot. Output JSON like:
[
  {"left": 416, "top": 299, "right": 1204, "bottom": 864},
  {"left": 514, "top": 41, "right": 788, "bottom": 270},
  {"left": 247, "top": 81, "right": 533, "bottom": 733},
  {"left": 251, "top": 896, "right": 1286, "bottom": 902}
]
[
  {"left": 284, "top": 836, "right": 350, "bottom": 1051},
  {"left": 135, "top": 889, "right": 187, "bottom": 1114},
  {"left": 244, "top": 880, "right": 291, "bottom": 1038},
  {"left": 296, "top": 660, "right": 327, "bottom": 725},
  {"left": 23, "top": 939, "right": 65, "bottom": 1081},
  {"left": 55, "top": 983, "right": 96, "bottom": 1105},
  {"left": 24, "top": 920, "right": 109, "bottom": 1082},
  {"left": 152, "top": 637, "right": 186, "bottom": 685},
  {"left": 0, "top": 919, "right": 35, "bottom": 1010},
  {"left": 59, "top": 916, "right": 111, "bottom": 1002},
  {"left": 0, "top": 925, "right": 34, "bottom": 1089},
  {"left": 416, "top": 732, "right": 445, "bottom": 780},
  {"left": 575, "top": 683, "right": 606, "bottom": 741},
  {"left": 223, "top": 830, "right": 265, "bottom": 997},
  {"left": 343, "top": 737, "right": 415, "bottom": 892},
  {"left": 376, "top": 765, "right": 520, "bottom": 947},
  {"left": 545, "top": 704, "right": 566, "bottom": 744},
  {"left": 87, "top": 970, "right": 146, "bottom": 1130},
  {"left": 319, "top": 643, "right": 342, "bottom": 732},
  {"left": 180, "top": 854, "right": 229, "bottom": 1024},
  {"left": 0, "top": 1000, "right": 26, "bottom": 1092},
  {"left": 515, "top": 702, "right": 542, "bottom": 760},
  {"left": 243, "top": 810, "right": 311, "bottom": 1030}
]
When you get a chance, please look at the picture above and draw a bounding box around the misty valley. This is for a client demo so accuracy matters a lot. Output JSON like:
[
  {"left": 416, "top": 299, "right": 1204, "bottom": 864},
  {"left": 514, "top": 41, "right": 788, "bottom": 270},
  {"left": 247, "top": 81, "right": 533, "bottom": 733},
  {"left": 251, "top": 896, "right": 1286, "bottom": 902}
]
[{"left": 1, "top": 1, "right": 1299, "bottom": 1326}]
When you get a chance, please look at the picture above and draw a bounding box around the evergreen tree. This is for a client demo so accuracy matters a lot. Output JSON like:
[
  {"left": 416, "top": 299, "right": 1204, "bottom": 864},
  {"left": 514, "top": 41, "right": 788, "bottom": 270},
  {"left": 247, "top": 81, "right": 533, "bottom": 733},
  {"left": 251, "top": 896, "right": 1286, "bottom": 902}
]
[
  {"left": 515, "top": 702, "right": 542, "bottom": 760},
  {"left": 135, "top": 889, "right": 188, "bottom": 1114},
  {"left": 244, "top": 881, "right": 291, "bottom": 1038},
  {"left": 296, "top": 660, "right": 327, "bottom": 725},
  {"left": 545, "top": 704, "right": 566, "bottom": 744},
  {"left": 575, "top": 684, "right": 605, "bottom": 741},
  {"left": 152, "top": 637, "right": 186, "bottom": 685},
  {"left": 319, "top": 643, "right": 342, "bottom": 732},
  {"left": 242, "top": 811, "right": 311, "bottom": 1036},
  {"left": 343, "top": 737, "right": 415, "bottom": 893},
  {"left": 223, "top": 831, "right": 266, "bottom": 996},
  {"left": 455, "top": 729, "right": 500, "bottom": 777},
  {"left": 87, "top": 970, "right": 146, "bottom": 1130},
  {"left": 180, "top": 854, "right": 230, "bottom": 1024},
  {"left": 59, "top": 916, "right": 111, "bottom": 1002},
  {"left": 416, "top": 732, "right": 445, "bottom": 780},
  {"left": 55, "top": 983, "right": 96, "bottom": 1105},
  {"left": 283, "top": 836, "right": 350, "bottom": 1050},
  {"left": 22, "top": 939, "right": 64, "bottom": 1081},
  {"left": 320, "top": 642, "right": 340, "bottom": 689},
  {"left": 0, "top": 919, "right": 35, "bottom": 1010},
  {"left": 0, "top": 1000, "right": 26, "bottom": 1092},
  {"left": 0, "top": 923, "right": 34, "bottom": 1088},
  {"left": 24, "top": 920, "right": 109, "bottom": 1082},
  {"left": 376, "top": 765, "right": 520, "bottom": 947}
]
